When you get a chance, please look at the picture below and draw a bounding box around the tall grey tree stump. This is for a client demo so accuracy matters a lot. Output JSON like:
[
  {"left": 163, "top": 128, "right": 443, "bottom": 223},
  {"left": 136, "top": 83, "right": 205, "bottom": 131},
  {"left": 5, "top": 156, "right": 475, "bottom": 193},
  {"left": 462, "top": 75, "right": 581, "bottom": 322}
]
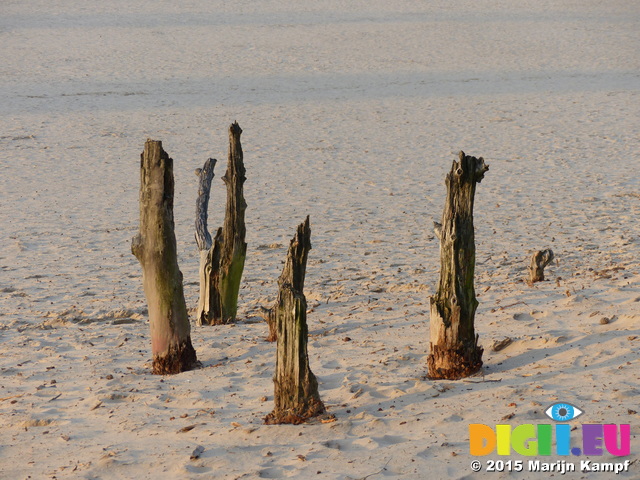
[
  {"left": 194, "top": 158, "right": 218, "bottom": 324},
  {"left": 428, "top": 151, "right": 488, "bottom": 380},
  {"left": 195, "top": 122, "right": 247, "bottom": 325},
  {"left": 265, "top": 217, "right": 325, "bottom": 424},
  {"left": 132, "top": 140, "right": 198, "bottom": 375}
]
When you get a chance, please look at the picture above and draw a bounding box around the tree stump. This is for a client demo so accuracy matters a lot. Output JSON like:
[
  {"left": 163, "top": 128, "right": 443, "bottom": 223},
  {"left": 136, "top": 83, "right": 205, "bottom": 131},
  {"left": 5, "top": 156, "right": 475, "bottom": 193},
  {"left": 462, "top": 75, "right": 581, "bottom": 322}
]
[
  {"left": 216, "top": 122, "right": 247, "bottom": 324},
  {"left": 132, "top": 140, "right": 198, "bottom": 374},
  {"left": 194, "top": 158, "right": 218, "bottom": 325},
  {"left": 265, "top": 217, "right": 325, "bottom": 424},
  {"left": 427, "top": 151, "right": 488, "bottom": 380},
  {"left": 529, "top": 249, "right": 554, "bottom": 283},
  {"left": 196, "top": 122, "right": 247, "bottom": 325}
]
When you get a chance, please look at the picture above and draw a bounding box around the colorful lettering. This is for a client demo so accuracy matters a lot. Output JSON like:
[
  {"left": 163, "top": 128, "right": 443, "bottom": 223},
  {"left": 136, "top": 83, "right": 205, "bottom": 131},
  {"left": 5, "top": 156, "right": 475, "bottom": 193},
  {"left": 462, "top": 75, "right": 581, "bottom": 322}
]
[
  {"left": 512, "top": 424, "right": 537, "bottom": 455},
  {"left": 603, "top": 424, "right": 631, "bottom": 456},
  {"left": 469, "top": 424, "right": 496, "bottom": 456},
  {"left": 583, "top": 424, "right": 604, "bottom": 455},
  {"left": 469, "top": 423, "right": 631, "bottom": 457}
]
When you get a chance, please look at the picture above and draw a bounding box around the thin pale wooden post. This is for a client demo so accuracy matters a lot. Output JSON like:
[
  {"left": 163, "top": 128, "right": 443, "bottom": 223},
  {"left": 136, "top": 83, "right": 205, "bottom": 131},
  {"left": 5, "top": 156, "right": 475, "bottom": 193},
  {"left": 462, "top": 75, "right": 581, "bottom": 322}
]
[
  {"left": 194, "top": 158, "right": 218, "bottom": 325},
  {"left": 529, "top": 249, "right": 554, "bottom": 283},
  {"left": 427, "top": 151, "right": 488, "bottom": 380},
  {"left": 132, "top": 140, "right": 198, "bottom": 374},
  {"left": 265, "top": 217, "right": 325, "bottom": 424}
]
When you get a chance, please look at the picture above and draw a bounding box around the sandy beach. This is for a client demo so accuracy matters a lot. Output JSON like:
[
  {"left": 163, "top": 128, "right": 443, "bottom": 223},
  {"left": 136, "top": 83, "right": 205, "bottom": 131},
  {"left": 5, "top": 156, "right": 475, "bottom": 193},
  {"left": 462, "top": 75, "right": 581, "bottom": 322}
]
[{"left": 1, "top": 1, "right": 639, "bottom": 478}]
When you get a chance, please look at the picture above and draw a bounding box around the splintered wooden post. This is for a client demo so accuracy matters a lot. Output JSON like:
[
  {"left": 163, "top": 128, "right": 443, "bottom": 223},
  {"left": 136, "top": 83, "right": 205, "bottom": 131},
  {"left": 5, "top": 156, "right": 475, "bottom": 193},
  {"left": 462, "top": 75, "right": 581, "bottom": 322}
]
[
  {"left": 131, "top": 140, "right": 198, "bottom": 374},
  {"left": 194, "top": 158, "right": 217, "bottom": 325},
  {"left": 215, "top": 122, "right": 247, "bottom": 324},
  {"left": 529, "top": 249, "right": 554, "bottom": 283},
  {"left": 265, "top": 217, "right": 325, "bottom": 424},
  {"left": 427, "top": 151, "right": 489, "bottom": 380}
]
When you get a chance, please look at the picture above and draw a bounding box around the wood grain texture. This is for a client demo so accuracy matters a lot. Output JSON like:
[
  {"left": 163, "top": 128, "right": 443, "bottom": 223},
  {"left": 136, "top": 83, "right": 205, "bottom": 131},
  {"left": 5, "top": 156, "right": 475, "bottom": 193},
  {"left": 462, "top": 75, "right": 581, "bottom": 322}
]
[
  {"left": 132, "top": 140, "right": 197, "bottom": 374},
  {"left": 427, "top": 151, "right": 488, "bottom": 380}
]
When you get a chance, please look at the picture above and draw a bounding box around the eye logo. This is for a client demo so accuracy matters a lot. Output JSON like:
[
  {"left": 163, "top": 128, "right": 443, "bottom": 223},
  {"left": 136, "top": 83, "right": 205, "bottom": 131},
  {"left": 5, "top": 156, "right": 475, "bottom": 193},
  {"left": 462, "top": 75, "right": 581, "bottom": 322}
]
[{"left": 544, "top": 402, "right": 583, "bottom": 422}]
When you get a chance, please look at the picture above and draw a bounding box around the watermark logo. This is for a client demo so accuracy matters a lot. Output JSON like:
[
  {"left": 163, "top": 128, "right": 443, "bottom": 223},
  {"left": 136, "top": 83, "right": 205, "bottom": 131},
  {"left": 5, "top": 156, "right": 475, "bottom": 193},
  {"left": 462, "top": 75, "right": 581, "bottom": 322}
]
[
  {"left": 468, "top": 402, "right": 633, "bottom": 474},
  {"left": 469, "top": 402, "right": 631, "bottom": 457}
]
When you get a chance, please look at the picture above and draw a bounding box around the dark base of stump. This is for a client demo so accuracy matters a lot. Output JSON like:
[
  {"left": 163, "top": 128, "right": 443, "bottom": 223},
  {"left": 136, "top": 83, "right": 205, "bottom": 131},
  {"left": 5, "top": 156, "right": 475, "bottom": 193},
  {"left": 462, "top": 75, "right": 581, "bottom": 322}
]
[
  {"left": 264, "top": 398, "right": 326, "bottom": 425},
  {"left": 427, "top": 343, "right": 484, "bottom": 380},
  {"left": 211, "top": 318, "right": 235, "bottom": 326},
  {"left": 198, "top": 315, "right": 236, "bottom": 326},
  {"left": 152, "top": 338, "right": 199, "bottom": 375},
  {"left": 198, "top": 313, "right": 236, "bottom": 327}
]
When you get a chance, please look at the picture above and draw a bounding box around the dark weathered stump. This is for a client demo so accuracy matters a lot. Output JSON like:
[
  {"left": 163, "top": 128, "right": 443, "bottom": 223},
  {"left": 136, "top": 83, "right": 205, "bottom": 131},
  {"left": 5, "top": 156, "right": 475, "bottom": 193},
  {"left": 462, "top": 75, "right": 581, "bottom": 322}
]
[
  {"left": 427, "top": 151, "right": 488, "bottom": 380},
  {"left": 196, "top": 123, "right": 247, "bottom": 325},
  {"left": 529, "top": 249, "right": 554, "bottom": 283},
  {"left": 132, "top": 140, "right": 198, "bottom": 374},
  {"left": 265, "top": 217, "right": 325, "bottom": 424},
  {"left": 215, "top": 122, "right": 247, "bottom": 324}
]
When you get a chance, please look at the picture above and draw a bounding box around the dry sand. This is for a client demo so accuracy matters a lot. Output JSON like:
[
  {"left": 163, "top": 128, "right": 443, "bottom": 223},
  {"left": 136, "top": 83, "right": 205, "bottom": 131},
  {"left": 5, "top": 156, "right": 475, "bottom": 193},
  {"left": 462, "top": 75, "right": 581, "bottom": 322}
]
[{"left": 1, "top": 1, "right": 639, "bottom": 478}]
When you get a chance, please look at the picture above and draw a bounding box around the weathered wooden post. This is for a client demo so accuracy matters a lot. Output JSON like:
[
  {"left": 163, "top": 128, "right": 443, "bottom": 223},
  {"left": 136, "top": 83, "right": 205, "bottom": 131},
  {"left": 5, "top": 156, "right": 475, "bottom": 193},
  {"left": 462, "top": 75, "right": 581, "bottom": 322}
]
[
  {"left": 529, "top": 249, "right": 554, "bottom": 283},
  {"left": 265, "top": 217, "right": 325, "bottom": 424},
  {"left": 216, "top": 121, "right": 247, "bottom": 323},
  {"left": 194, "top": 158, "right": 217, "bottom": 325},
  {"left": 427, "top": 151, "right": 488, "bottom": 380},
  {"left": 132, "top": 139, "right": 198, "bottom": 374},
  {"left": 195, "top": 122, "right": 247, "bottom": 325}
]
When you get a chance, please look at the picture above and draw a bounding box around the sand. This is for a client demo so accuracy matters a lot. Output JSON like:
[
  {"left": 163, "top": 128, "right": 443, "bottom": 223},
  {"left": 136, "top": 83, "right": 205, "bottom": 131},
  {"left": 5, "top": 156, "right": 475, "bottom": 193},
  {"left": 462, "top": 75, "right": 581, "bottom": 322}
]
[{"left": 1, "top": 0, "right": 639, "bottom": 478}]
